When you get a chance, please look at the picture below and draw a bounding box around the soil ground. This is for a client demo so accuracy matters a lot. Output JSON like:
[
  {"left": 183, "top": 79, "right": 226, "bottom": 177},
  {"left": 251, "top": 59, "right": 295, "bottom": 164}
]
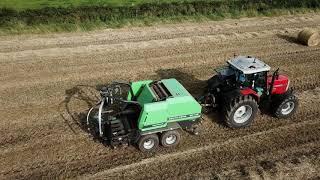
[{"left": 0, "top": 13, "right": 320, "bottom": 179}]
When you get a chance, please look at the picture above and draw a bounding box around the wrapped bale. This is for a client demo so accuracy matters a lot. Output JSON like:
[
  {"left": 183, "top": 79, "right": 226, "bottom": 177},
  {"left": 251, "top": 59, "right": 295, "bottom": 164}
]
[{"left": 298, "top": 29, "right": 319, "bottom": 46}]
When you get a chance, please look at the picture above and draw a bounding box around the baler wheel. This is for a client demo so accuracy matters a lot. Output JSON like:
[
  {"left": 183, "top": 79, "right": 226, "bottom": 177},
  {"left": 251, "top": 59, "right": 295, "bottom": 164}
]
[
  {"left": 224, "top": 96, "right": 258, "bottom": 128},
  {"left": 160, "top": 130, "right": 181, "bottom": 148},
  {"left": 137, "top": 134, "right": 159, "bottom": 152}
]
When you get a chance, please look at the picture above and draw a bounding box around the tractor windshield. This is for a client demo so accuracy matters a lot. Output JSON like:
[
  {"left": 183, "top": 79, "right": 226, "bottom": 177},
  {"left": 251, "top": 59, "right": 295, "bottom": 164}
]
[
  {"left": 234, "top": 70, "right": 255, "bottom": 87},
  {"left": 235, "top": 70, "right": 245, "bottom": 84},
  {"left": 235, "top": 70, "right": 267, "bottom": 93}
]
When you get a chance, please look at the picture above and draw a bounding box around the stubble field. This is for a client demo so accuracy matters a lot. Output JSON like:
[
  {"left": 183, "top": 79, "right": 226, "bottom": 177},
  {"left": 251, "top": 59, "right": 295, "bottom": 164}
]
[{"left": 0, "top": 13, "right": 320, "bottom": 179}]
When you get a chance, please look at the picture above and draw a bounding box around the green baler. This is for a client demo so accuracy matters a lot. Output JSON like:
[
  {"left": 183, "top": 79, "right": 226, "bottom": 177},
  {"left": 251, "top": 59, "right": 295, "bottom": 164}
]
[{"left": 87, "top": 78, "right": 202, "bottom": 152}]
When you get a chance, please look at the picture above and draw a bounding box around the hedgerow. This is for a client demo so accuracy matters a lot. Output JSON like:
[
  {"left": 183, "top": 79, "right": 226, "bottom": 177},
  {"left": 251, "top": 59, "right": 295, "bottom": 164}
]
[{"left": 1, "top": 0, "right": 320, "bottom": 33}]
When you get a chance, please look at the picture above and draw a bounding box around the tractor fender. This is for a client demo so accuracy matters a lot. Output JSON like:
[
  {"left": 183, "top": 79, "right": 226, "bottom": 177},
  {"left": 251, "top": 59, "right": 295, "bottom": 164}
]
[{"left": 240, "top": 88, "right": 259, "bottom": 102}]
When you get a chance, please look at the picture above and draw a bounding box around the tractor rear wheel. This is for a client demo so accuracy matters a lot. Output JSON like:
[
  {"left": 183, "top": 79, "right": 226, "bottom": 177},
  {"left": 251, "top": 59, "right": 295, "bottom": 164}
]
[
  {"left": 274, "top": 93, "right": 298, "bottom": 118},
  {"left": 137, "top": 134, "right": 159, "bottom": 152},
  {"left": 160, "top": 130, "right": 181, "bottom": 148},
  {"left": 224, "top": 96, "right": 258, "bottom": 128}
]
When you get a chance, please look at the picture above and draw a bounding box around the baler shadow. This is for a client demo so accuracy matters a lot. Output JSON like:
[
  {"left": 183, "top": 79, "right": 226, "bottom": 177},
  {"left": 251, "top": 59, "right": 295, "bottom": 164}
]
[{"left": 205, "top": 109, "right": 226, "bottom": 127}]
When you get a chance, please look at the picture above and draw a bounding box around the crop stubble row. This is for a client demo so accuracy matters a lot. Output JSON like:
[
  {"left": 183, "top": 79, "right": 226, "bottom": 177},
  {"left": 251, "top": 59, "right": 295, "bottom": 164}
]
[{"left": 0, "top": 13, "right": 320, "bottom": 179}]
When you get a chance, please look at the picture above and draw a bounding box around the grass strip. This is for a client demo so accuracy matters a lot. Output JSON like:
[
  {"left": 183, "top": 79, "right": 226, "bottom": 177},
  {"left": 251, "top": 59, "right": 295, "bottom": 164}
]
[{"left": 1, "top": 0, "right": 320, "bottom": 35}]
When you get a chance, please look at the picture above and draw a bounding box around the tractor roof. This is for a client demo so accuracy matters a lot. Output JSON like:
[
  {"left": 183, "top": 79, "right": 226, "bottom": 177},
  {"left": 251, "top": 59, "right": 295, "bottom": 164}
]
[{"left": 228, "top": 56, "right": 271, "bottom": 74}]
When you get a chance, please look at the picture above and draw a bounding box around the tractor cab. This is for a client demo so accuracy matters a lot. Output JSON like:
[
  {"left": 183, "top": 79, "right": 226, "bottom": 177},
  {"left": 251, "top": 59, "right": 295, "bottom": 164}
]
[
  {"left": 228, "top": 56, "right": 271, "bottom": 96},
  {"left": 226, "top": 56, "right": 290, "bottom": 97}
]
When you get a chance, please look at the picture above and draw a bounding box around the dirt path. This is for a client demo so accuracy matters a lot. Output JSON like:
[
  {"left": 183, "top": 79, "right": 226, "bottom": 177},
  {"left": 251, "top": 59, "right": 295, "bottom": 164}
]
[{"left": 0, "top": 13, "right": 320, "bottom": 179}]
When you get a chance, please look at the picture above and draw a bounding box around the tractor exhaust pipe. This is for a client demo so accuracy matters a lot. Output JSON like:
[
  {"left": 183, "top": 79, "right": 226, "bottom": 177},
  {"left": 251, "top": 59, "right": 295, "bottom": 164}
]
[{"left": 268, "top": 68, "right": 279, "bottom": 99}]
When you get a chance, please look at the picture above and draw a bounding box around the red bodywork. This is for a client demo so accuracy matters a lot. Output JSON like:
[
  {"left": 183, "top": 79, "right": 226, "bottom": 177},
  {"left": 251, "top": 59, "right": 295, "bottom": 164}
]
[
  {"left": 240, "top": 88, "right": 259, "bottom": 100},
  {"left": 267, "top": 74, "right": 289, "bottom": 95},
  {"left": 240, "top": 74, "right": 289, "bottom": 101}
]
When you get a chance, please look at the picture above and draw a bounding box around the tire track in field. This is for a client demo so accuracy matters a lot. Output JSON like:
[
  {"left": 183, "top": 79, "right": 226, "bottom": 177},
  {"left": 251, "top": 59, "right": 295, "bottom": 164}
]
[
  {"left": 82, "top": 119, "right": 320, "bottom": 179},
  {"left": 1, "top": 88, "right": 319, "bottom": 179},
  {"left": 0, "top": 35, "right": 319, "bottom": 92},
  {"left": 0, "top": 14, "right": 320, "bottom": 53},
  {"left": 179, "top": 142, "right": 320, "bottom": 179},
  {"left": 2, "top": 25, "right": 320, "bottom": 63},
  {"left": 0, "top": 48, "right": 319, "bottom": 147},
  {"left": 1, "top": 45, "right": 319, "bottom": 111}
]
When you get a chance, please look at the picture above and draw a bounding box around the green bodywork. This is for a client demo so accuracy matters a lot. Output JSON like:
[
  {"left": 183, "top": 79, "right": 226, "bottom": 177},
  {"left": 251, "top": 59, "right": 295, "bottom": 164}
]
[{"left": 127, "top": 78, "right": 202, "bottom": 132}]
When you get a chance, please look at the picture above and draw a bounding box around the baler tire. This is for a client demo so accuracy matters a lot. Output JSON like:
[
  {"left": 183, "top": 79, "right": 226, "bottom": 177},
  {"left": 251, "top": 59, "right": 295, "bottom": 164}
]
[
  {"left": 274, "top": 94, "right": 298, "bottom": 119},
  {"left": 224, "top": 95, "right": 258, "bottom": 128},
  {"left": 160, "top": 130, "right": 181, "bottom": 148},
  {"left": 137, "top": 134, "right": 159, "bottom": 152}
]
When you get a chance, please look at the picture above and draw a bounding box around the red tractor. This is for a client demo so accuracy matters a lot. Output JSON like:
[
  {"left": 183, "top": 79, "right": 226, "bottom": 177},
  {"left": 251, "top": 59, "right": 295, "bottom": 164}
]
[{"left": 200, "top": 56, "right": 298, "bottom": 128}]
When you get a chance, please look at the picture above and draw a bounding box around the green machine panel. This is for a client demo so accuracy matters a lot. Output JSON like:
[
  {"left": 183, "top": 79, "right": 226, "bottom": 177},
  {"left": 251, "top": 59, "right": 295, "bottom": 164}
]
[{"left": 134, "top": 78, "right": 202, "bottom": 132}]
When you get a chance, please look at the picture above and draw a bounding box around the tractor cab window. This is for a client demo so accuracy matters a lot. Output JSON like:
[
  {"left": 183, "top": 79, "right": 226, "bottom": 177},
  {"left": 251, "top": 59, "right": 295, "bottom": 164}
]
[
  {"left": 254, "top": 71, "right": 267, "bottom": 89},
  {"left": 235, "top": 71, "right": 251, "bottom": 87},
  {"left": 236, "top": 71, "right": 246, "bottom": 84},
  {"left": 253, "top": 71, "right": 267, "bottom": 96},
  {"left": 236, "top": 71, "right": 266, "bottom": 89}
]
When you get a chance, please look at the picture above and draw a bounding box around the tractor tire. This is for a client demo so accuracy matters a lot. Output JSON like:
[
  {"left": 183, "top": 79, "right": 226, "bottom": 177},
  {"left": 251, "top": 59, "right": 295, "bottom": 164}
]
[
  {"left": 160, "top": 130, "right": 181, "bottom": 148},
  {"left": 137, "top": 134, "right": 159, "bottom": 152},
  {"left": 274, "top": 93, "right": 298, "bottom": 119},
  {"left": 224, "top": 95, "right": 258, "bottom": 128}
]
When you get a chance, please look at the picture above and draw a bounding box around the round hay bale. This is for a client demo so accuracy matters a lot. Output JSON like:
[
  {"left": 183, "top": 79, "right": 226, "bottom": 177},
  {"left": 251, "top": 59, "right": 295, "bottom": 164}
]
[{"left": 298, "top": 29, "right": 319, "bottom": 46}]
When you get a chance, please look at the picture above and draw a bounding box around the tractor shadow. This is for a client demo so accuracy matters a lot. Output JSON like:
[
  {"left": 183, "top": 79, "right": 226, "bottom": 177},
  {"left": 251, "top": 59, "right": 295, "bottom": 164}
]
[
  {"left": 58, "top": 84, "right": 110, "bottom": 145},
  {"left": 156, "top": 68, "right": 227, "bottom": 127},
  {"left": 155, "top": 68, "right": 205, "bottom": 96}
]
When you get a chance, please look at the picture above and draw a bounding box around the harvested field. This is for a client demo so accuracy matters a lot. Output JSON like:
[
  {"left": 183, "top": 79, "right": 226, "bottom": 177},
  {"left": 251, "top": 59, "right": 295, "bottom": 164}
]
[{"left": 0, "top": 13, "right": 320, "bottom": 179}]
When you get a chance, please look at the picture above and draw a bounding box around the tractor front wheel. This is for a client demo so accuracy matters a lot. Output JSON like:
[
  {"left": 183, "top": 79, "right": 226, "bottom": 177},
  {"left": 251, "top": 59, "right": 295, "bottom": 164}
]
[
  {"left": 224, "top": 96, "right": 258, "bottom": 128},
  {"left": 274, "top": 93, "right": 298, "bottom": 118},
  {"left": 137, "top": 134, "right": 159, "bottom": 152},
  {"left": 161, "top": 130, "right": 181, "bottom": 148}
]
